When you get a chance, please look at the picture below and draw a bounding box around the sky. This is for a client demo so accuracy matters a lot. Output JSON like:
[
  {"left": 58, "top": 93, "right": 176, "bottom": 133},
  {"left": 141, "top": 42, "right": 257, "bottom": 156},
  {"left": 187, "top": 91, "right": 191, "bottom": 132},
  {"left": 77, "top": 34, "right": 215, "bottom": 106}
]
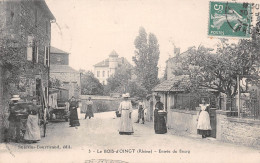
[{"left": 45, "top": 0, "right": 257, "bottom": 77}]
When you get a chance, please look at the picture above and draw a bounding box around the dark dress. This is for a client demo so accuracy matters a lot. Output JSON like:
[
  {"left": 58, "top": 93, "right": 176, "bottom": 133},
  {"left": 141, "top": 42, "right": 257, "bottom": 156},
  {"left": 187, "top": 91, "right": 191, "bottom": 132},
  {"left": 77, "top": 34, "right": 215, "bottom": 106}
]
[
  {"left": 69, "top": 101, "right": 80, "bottom": 127},
  {"left": 85, "top": 100, "right": 94, "bottom": 119},
  {"left": 154, "top": 101, "right": 167, "bottom": 134}
]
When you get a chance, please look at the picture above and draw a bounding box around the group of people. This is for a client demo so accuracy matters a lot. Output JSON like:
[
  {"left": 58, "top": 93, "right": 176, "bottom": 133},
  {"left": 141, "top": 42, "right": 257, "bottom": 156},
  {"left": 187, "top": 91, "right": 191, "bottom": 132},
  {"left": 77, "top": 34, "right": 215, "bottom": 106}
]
[
  {"left": 117, "top": 93, "right": 168, "bottom": 135},
  {"left": 118, "top": 93, "right": 212, "bottom": 138},
  {"left": 68, "top": 96, "right": 94, "bottom": 128},
  {"left": 7, "top": 95, "right": 41, "bottom": 143}
]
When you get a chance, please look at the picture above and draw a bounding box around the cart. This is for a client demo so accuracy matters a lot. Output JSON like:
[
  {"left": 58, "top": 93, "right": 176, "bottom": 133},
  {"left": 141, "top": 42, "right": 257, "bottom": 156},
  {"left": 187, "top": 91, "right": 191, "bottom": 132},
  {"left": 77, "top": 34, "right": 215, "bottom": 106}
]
[{"left": 50, "top": 100, "right": 69, "bottom": 121}]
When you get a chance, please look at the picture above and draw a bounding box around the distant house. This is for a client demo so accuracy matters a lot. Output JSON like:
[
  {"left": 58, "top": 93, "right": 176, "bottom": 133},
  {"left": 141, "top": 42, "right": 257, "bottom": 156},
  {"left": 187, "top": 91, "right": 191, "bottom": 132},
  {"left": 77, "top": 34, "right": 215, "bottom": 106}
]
[
  {"left": 93, "top": 50, "right": 132, "bottom": 85},
  {"left": 50, "top": 47, "right": 80, "bottom": 99}
]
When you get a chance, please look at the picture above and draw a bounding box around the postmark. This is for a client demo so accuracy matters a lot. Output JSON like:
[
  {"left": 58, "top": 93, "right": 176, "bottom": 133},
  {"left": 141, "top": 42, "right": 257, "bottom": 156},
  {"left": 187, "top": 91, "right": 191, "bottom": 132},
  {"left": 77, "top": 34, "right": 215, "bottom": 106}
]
[{"left": 208, "top": 1, "right": 253, "bottom": 38}]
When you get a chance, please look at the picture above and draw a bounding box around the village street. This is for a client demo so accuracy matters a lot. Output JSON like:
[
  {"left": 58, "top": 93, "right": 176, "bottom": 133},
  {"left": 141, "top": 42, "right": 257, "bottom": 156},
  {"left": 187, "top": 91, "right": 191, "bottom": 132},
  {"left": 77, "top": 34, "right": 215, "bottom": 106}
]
[{"left": 0, "top": 110, "right": 259, "bottom": 163}]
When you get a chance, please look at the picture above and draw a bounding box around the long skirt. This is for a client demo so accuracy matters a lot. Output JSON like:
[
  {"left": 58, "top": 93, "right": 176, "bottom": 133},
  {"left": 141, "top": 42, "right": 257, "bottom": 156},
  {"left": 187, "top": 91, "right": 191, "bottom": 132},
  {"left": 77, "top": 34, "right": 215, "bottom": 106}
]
[
  {"left": 70, "top": 108, "right": 80, "bottom": 127},
  {"left": 197, "top": 111, "right": 211, "bottom": 136},
  {"left": 24, "top": 115, "right": 41, "bottom": 141},
  {"left": 8, "top": 120, "right": 21, "bottom": 141},
  {"left": 85, "top": 106, "right": 94, "bottom": 118},
  {"left": 154, "top": 114, "right": 167, "bottom": 134},
  {"left": 119, "top": 110, "right": 133, "bottom": 134}
]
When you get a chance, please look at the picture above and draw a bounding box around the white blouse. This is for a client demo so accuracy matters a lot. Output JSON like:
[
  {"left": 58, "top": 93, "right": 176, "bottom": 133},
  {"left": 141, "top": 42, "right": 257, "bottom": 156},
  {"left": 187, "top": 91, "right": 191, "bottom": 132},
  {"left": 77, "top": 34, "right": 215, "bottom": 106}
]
[{"left": 118, "top": 101, "right": 133, "bottom": 112}]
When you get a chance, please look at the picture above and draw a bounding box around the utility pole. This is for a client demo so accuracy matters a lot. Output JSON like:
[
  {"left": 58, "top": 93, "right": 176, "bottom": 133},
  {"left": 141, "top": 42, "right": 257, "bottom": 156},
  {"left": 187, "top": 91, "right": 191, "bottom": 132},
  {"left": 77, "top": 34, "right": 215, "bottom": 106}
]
[{"left": 237, "top": 75, "right": 240, "bottom": 117}]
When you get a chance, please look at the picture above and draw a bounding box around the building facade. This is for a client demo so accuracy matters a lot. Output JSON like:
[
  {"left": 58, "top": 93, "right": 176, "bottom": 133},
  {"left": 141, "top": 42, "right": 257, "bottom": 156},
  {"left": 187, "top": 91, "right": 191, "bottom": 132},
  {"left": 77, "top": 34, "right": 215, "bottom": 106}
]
[
  {"left": 93, "top": 50, "right": 132, "bottom": 85},
  {"left": 50, "top": 46, "right": 81, "bottom": 99},
  {"left": 0, "top": 0, "right": 54, "bottom": 141}
]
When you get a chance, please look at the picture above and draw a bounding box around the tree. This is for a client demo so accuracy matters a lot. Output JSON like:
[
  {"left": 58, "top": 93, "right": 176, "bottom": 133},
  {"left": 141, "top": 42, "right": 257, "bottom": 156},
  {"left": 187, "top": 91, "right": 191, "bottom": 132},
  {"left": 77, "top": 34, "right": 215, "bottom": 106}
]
[
  {"left": 105, "top": 66, "right": 148, "bottom": 98},
  {"left": 80, "top": 71, "right": 104, "bottom": 95},
  {"left": 172, "top": 28, "right": 260, "bottom": 99},
  {"left": 133, "top": 27, "right": 160, "bottom": 93}
]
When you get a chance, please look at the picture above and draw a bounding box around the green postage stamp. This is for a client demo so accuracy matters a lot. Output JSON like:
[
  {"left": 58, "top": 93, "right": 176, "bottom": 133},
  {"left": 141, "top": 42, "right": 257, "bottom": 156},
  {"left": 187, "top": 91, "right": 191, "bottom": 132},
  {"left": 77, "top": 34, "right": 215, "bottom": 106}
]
[{"left": 208, "top": 1, "right": 252, "bottom": 38}]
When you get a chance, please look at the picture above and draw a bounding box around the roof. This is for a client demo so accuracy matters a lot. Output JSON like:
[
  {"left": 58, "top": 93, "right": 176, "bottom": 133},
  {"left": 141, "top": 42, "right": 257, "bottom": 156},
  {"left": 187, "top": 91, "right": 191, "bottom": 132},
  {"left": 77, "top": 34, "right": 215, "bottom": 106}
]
[
  {"left": 109, "top": 50, "right": 119, "bottom": 57},
  {"left": 94, "top": 59, "right": 109, "bottom": 67},
  {"left": 94, "top": 57, "right": 132, "bottom": 67},
  {"left": 50, "top": 65, "right": 79, "bottom": 73},
  {"left": 50, "top": 46, "right": 69, "bottom": 54},
  {"left": 153, "top": 76, "right": 188, "bottom": 92},
  {"left": 153, "top": 75, "right": 219, "bottom": 92},
  {"left": 36, "top": 0, "right": 55, "bottom": 20}
]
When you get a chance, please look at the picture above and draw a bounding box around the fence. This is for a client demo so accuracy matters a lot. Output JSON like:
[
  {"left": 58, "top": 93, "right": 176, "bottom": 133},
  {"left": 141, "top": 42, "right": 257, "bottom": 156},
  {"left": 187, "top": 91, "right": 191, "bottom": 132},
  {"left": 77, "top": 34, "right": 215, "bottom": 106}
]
[
  {"left": 172, "top": 92, "right": 217, "bottom": 110},
  {"left": 222, "top": 90, "right": 260, "bottom": 120}
]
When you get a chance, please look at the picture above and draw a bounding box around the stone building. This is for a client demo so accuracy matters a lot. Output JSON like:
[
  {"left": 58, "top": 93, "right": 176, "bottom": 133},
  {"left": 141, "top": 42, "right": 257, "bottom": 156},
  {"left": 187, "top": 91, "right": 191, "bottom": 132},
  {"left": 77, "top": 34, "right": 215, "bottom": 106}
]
[
  {"left": 93, "top": 50, "right": 132, "bottom": 85},
  {"left": 50, "top": 46, "right": 81, "bottom": 99},
  {"left": 0, "top": 0, "right": 55, "bottom": 141}
]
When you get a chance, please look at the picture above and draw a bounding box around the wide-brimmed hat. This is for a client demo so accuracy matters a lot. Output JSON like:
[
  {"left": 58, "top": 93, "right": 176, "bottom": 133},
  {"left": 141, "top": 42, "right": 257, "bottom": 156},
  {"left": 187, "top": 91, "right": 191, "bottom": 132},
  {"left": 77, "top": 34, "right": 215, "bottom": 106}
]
[
  {"left": 122, "top": 93, "right": 130, "bottom": 98},
  {"left": 11, "top": 95, "right": 20, "bottom": 101}
]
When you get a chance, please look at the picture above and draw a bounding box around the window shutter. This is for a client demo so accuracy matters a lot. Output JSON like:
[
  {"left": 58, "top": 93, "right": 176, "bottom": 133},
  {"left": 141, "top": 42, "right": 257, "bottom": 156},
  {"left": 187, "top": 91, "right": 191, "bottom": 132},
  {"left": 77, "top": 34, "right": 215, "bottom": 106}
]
[
  {"left": 36, "top": 46, "right": 39, "bottom": 63},
  {"left": 47, "top": 46, "right": 50, "bottom": 67},
  {"left": 44, "top": 46, "right": 47, "bottom": 65},
  {"left": 27, "top": 36, "right": 33, "bottom": 61}
]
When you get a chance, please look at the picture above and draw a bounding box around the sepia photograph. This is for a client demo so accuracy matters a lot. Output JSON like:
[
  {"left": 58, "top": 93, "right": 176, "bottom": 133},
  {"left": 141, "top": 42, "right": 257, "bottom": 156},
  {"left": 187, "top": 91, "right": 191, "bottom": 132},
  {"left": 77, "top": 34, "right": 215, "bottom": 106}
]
[{"left": 0, "top": 0, "right": 260, "bottom": 162}]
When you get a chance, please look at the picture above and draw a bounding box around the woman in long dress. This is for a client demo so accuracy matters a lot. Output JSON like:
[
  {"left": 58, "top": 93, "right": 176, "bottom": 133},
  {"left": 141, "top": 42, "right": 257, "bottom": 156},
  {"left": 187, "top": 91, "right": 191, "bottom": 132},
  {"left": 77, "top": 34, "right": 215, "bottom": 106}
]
[
  {"left": 85, "top": 97, "right": 94, "bottom": 119},
  {"left": 154, "top": 95, "right": 167, "bottom": 134},
  {"left": 24, "top": 100, "right": 41, "bottom": 143},
  {"left": 197, "top": 98, "right": 212, "bottom": 138},
  {"left": 118, "top": 93, "right": 134, "bottom": 135},
  {"left": 69, "top": 97, "right": 80, "bottom": 127}
]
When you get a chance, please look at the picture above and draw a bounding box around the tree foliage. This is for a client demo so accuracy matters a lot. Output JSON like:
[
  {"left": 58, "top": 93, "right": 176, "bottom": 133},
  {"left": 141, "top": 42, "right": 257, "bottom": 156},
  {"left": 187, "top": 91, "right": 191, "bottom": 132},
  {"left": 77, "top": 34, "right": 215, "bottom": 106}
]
[
  {"left": 80, "top": 70, "right": 104, "bottom": 95},
  {"left": 105, "top": 66, "right": 147, "bottom": 98},
  {"left": 172, "top": 29, "right": 260, "bottom": 98},
  {"left": 133, "top": 27, "right": 160, "bottom": 93}
]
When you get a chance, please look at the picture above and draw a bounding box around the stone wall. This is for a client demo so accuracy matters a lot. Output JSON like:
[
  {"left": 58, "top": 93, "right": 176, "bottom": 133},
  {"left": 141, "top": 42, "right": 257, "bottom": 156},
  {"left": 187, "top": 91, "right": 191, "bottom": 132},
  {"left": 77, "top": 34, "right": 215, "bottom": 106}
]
[
  {"left": 216, "top": 110, "right": 260, "bottom": 148},
  {"left": 0, "top": 0, "right": 53, "bottom": 142},
  {"left": 167, "top": 109, "right": 198, "bottom": 135},
  {"left": 80, "top": 96, "right": 122, "bottom": 113}
]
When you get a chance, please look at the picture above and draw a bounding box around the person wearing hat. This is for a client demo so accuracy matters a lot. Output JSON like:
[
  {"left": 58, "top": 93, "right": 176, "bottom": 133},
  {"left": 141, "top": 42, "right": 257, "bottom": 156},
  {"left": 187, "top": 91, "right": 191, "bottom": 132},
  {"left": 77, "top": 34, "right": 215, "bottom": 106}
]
[
  {"left": 69, "top": 96, "right": 80, "bottom": 127},
  {"left": 7, "top": 95, "right": 22, "bottom": 142},
  {"left": 154, "top": 95, "right": 167, "bottom": 134},
  {"left": 196, "top": 98, "right": 211, "bottom": 138},
  {"left": 85, "top": 97, "right": 94, "bottom": 119},
  {"left": 118, "top": 93, "right": 134, "bottom": 135}
]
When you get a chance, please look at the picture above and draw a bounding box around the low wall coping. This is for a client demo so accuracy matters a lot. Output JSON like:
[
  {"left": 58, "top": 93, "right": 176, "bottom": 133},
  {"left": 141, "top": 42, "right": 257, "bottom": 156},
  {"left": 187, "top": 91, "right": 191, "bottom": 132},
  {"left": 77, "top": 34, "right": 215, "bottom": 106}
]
[
  {"left": 226, "top": 117, "right": 260, "bottom": 125},
  {"left": 170, "top": 109, "right": 197, "bottom": 115},
  {"left": 216, "top": 110, "right": 230, "bottom": 115}
]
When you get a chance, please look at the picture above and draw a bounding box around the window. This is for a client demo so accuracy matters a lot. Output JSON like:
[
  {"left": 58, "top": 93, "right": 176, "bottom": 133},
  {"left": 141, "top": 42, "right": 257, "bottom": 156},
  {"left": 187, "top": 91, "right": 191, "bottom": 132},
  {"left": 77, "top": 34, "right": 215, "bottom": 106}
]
[
  {"left": 44, "top": 46, "right": 50, "bottom": 66},
  {"left": 97, "top": 71, "right": 100, "bottom": 77},
  {"left": 32, "top": 43, "right": 38, "bottom": 63},
  {"left": 103, "top": 71, "right": 105, "bottom": 77},
  {"left": 27, "top": 36, "right": 33, "bottom": 61}
]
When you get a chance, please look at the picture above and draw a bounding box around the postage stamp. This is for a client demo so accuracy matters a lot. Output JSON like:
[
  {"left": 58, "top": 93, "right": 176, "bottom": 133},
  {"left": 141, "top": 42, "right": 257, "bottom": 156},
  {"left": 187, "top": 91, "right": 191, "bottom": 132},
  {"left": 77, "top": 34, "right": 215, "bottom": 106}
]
[{"left": 208, "top": 1, "right": 252, "bottom": 38}]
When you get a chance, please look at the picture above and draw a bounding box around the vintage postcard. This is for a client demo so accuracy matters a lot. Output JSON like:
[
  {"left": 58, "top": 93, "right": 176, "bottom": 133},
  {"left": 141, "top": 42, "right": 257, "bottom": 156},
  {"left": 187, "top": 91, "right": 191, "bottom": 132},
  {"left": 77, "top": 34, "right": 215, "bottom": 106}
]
[{"left": 0, "top": 0, "right": 260, "bottom": 163}]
